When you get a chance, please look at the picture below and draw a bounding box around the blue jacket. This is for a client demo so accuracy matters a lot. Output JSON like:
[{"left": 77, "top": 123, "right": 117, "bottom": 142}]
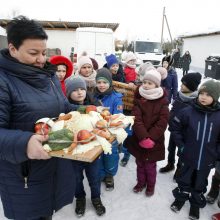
[
  {"left": 170, "top": 99, "right": 220, "bottom": 170},
  {"left": 0, "top": 49, "right": 77, "bottom": 219},
  {"left": 161, "top": 68, "right": 178, "bottom": 103},
  {"left": 95, "top": 90, "right": 123, "bottom": 114}
]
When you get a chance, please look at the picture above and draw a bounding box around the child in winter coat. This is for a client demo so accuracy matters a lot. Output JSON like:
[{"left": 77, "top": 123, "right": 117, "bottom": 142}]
[
  {"left": 123, "top": 52, "right": 137, "bottom": 83},
  {"left": 103, "top": 54, "right": 125, "bottom": 83},
  {"left": 65, "top": 77, "right": 106, "bottom": 217},
  {"left": 49, "top": 55, "right": 73, "bottom": 96},
  {"left": 159, "top": 72, "right": 202, "bottom": 178},
  {"left": 124, "top": 69, "right": 169, "bottom": 196},
  {"left": 161, "top": 55, "right": 178, "bottom": 104},
  {"left": 170, "top": 79, "right": 220, "bottom": 220},
  {"left": 94, "top": 67, "right": 123, "bottom": 191},
  {"left": 75, "top": 55, "right": 97, "bottom": 93}
]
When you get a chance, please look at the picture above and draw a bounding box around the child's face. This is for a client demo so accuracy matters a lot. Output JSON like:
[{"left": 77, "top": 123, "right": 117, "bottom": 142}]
[
  {"left": 180, "top": 84, "right": 191, "bottom": 93},
  {"left": 110, "top": 64, "right": 119, "bottom": 75},
  {"left": 198, "top": 91, "right": 214, "bottom": 106},
  {"left": 96, "top": 79, "right": 110, "bottom": 93},
  {"left": 70, "top": 88, "right": 86, "bottom": 104},
  {"left": 56, "top": 65, "right": 67, "bottom": 81},
  {"left": 127, "top": 59, "right": 136, "bottom": 65},
  {"left": 80, "top": 64, "right": 93, "bottom": 77},
  {"left": 162, "top": 61, "right": 169, "bottom": 69},
  {"left": 142, "top": 80, "right": 157, "bottom": 90}
]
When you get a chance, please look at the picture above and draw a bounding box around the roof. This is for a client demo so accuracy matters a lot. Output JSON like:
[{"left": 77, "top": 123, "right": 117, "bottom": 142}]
[
  {"left": 0, "top": 19, "right": 119, "bottom": 32},
  {"left": 179, "top": 29, "right": 220, "bottom": 39}
]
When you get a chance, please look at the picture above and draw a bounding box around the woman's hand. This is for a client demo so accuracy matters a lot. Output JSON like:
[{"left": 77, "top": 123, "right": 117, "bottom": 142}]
[{"left": 27, "top": 134, "right": 51, "bottom": 160}]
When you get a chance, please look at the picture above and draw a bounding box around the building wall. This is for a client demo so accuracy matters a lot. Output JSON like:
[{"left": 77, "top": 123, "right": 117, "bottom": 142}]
[
  {"left": 183, "top": 34, "right": 220, "bottom": 74},
  {"left": 46, "top": 30, "right": 76, "bottom": 58}
]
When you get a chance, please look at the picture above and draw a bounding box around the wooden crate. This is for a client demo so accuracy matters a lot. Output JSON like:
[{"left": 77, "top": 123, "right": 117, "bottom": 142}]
[{"left": 112, "top": 81, "right": 135, "bottom": 111}]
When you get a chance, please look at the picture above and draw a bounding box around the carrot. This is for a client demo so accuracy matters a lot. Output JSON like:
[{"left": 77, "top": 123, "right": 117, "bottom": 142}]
[
  {"left": 58, "top": 113, "right": 72, "bottom": 121},
  {"left": 68, "top": 133, "right": 78, "bottom": 152}
]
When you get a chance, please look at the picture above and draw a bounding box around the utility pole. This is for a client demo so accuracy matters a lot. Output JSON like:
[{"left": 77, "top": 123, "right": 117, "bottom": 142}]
[{"left": 161, "top": 7, "right": 174, "bottom": 49}]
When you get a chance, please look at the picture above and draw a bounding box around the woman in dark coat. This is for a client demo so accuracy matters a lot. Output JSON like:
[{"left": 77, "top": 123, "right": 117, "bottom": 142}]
[
  {"left": 182, "top": 50, "right": 191, "bottom": 75},
  {"left": 0, "top": 16, "right": 77, "bottom": 220}
]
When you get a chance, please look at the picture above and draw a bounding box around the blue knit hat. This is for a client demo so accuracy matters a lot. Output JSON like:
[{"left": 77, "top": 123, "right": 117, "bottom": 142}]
[{"left": 105, "top": 54, "right": 119, "bottom": 68}]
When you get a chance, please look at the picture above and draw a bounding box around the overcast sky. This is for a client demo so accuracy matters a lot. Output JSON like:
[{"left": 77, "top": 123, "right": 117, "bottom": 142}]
[{"left": 0, "top": 0, "right": 220, "bottom": 41}]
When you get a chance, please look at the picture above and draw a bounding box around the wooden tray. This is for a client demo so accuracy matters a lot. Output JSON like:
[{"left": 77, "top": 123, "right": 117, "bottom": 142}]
[
  {"left": 49, "top": 135, "right": 115, "bottom": 162},
  {"left": 49, "top": 145, "right": 103, "bottom": 162}
]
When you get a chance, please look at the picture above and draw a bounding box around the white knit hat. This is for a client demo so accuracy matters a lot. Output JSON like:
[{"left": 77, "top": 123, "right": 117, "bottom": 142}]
[
  {"left": 139, "top": 62, "right": 155, "bottom": 81},
  {"left": 77, "top": 56, "right": 93, "bottom": 71},
  {"left": 142, "top": 69, "right": 161, "bottom": 87},
  {"left": 125, "top": 52, "right": 136, "bottom": 63}
]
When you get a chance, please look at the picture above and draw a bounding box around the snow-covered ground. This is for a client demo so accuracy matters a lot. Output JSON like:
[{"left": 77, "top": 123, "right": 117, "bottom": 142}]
[{"left": 0, "top": 69, "right": 219, "bottom": 220}]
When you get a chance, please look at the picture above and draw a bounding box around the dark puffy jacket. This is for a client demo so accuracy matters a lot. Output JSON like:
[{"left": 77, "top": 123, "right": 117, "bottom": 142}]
[
  {"left": 0, "top": 49, "right": 77, "bottom": 219},
  {"left": 170, "top": 99, "right": 220, "bottom": 170},
  {"left": 161, "top": 68, "right": 178, "bottom": 103},
  {"left": 124, "top": 87, "right": 169, "bottom": 162}
]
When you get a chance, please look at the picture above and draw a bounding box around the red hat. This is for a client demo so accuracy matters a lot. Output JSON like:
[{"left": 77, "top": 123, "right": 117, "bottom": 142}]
[{"left": 49, "top": 55, "right": 73, "bottom": 78}]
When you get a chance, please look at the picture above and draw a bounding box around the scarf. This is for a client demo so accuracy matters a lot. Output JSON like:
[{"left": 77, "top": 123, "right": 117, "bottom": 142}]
[
  {"left": 178, "top": 90, "right": 198, "bottom": 102},
  {"left": 126, "top": 63, "right": 136, "bottom": 69},
  {"left": 139, "top": 86, "right": 164, "bottom": 100},
  {"left": 94, "top": 86, "right": 113, "bottom": 99},
  {"left": 75, "top": 69, "right": 97, "bottom": 89}
]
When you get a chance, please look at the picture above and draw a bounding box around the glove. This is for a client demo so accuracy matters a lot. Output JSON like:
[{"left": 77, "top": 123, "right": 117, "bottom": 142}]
[{"left": 139, "top": 138, "right": 155, "bottom": 149}]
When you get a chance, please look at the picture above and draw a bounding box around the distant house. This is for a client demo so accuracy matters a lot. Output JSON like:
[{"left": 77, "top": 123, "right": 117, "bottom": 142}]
[
  {"left": 178, "top": 29, "right": 220, "bottom": 74},
  {"left": 0, "top": 19, "right": 119, "bottom": 59}
]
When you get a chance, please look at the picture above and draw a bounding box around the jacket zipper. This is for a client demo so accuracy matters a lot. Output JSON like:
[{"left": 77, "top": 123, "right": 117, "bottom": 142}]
[
  {"left": 196, "top": 121, "right": 200, "bottom": 140},
  {"left": 208, "top": 123, "right": 213, "bottom": 143},
  {"left": 197, "top": 113, "right": 207, "bottom": 170}
]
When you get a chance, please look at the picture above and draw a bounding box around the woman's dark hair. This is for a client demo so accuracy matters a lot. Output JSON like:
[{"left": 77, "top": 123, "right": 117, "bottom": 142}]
[{"left": 6, "top": 15, "right": 48, "bottom": 49}]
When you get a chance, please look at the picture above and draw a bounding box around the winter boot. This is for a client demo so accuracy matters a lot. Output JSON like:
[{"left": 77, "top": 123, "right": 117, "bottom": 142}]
[
  {"left": 92, "top": 198, "right": 106, "bottom": 216},
  {"left": 206, "top": 176, "right": 220, "bottom": 204},
  {"left": 75, "top": 198, "right": 86, "bottom": 217},
  {"left": 212, "top": 213, "right": 220, "bottom": 220},
  {"left": 189, "top": 205, "right": 200, "bottom": 220},
  {"left": 159, "top": 163, "right": 175, "bottom": 173},
  {"left": 104, "top": 175, "right": 114, "bottom": 191},
  {"left": 145, "top": 185, "right": 155, "bottom": 197},
  {"left": 120, "top": 158, "right": 129, "bottom": 167},
  {"left": 170, "top": 199, "right": 185, "bottom": 213},
  {"left": 133, "top": 183, "right": 146, "bottom": 193}
]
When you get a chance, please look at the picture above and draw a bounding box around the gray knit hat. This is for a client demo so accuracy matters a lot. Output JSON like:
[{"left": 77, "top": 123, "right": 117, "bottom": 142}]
[
  {"left": 198, "top": 79, "right": 220, "bottom": 102},
  {"left": 96, "top": 67, "right": 112, "bottom": 86},
  {"left": 65, "top": 77, "right": 87, "bottom": 98}
]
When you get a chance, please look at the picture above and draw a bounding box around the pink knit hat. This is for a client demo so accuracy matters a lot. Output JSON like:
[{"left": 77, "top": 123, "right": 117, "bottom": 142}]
[
  {"left": 157, "top": 67, "right": 168, "bottom": 80},
  {"left": 142, "top": 69, "right": 161, "bottom": 87},
  {"left": 77, "top": 56, "right": 93, "bottom": 71}
]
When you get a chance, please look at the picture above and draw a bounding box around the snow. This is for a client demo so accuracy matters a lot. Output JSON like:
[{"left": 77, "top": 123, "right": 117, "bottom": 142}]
[{"left": 0, "top": 69, "right": 219, "bottom": 220}]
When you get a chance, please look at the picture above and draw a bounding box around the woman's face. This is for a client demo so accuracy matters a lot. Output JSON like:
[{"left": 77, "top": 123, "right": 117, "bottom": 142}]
[
  {"left": 80, "top": 64, "right": 93, "bottom": 77},
  {"left": 162, "top": 61, "right": 169, "bottom": 69},
  {"left": 56, "top": 65, "right": 67, "bottom": 81},
  {"left": 9, "top": 39, "right": 47, "bottom": 68},
  {"left": 142, "top": 80, "right": 157, "bottom": 90},
  {"left": 198, "top": 91, "right": 214, "bottom": 106},
  {"left": 70, "top": 88, "right": 86, "bottom": 104},
  {"left": 96, "top": 79, "right": 110, "bottom": 93}
]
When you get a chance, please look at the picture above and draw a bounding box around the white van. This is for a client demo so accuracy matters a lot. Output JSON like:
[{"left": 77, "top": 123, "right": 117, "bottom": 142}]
[
  {"left": 128, "top": 40, "right": 164, "bottom": 67},
  {"left": 74, "top": 27, "right": 115, "bottom": 68}
]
